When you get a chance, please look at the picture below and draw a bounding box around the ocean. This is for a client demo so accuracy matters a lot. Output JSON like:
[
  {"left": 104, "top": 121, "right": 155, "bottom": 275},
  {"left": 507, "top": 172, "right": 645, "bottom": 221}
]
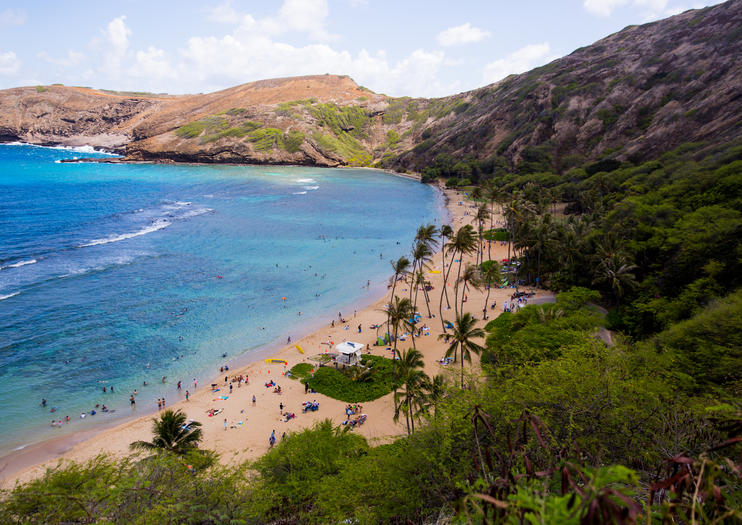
[{"left": 0, "top": 144, "right": 442, "bottom": 455}]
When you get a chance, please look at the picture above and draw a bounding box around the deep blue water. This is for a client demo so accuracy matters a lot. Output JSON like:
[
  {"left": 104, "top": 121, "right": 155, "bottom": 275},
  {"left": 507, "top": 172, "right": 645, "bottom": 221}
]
[{"left": 0, "top": 144, "right": 441, "bottom": 454}]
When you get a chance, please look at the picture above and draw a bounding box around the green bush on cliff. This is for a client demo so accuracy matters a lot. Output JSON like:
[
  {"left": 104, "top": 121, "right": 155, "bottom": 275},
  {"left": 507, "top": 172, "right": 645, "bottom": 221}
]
[{"left": 309, "top": 103, "right": 370, "bottom": 139}]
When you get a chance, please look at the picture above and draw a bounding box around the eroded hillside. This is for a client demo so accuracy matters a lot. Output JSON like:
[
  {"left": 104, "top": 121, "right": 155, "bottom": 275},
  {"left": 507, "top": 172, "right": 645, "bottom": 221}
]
[{"left": 0, "top": 0, "right": 740, "bottom": 170}]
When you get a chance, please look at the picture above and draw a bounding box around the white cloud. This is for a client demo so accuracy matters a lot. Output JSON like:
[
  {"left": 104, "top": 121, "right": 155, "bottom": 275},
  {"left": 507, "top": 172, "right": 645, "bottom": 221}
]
[
  {"left": 208, "top": 1, "right": 241, "bottom": 23},
  {"left": 209, "top": 0, "right": 336, "bottom": 42},
  {"left": 37, "top": 50, "right": 85, "bottom": 67},
  {"left": 482, "top": 42, "right": 555, "bottom": 84},
  {"left": 0, "top": 50, "right": 21, "bottom": 75},
  {"left": 437, "top": 23, "right": 491, "bottom": 46},
  {"left": 90, "top": 15, "right": 131, "bottom": 80},
  {"left": 128, "top": 46, "right": 177, "bottom": 83},
  {"left": 0, "top": 8, "right": 26, "bottom": 26},
  {"left": 179, "top": 30, "right": 449, "bottom": 96},
  {"left": 105, "top": 16, "right": 131, "bottom": 57},
  {"left": 17, "top": 0, "right": 456, "bottom": 96}
]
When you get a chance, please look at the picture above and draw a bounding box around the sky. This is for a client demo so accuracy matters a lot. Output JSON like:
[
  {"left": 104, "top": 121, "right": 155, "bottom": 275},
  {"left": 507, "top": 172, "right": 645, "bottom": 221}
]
[{"left": 0, "top": 0, "right": 725, "bottom": 98}]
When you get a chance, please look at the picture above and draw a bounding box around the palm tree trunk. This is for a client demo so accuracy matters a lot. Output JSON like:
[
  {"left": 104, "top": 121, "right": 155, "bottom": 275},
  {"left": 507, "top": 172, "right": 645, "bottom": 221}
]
[
  {"left": 484, "top": 283, "right": 491, "bottom": 320},
  {"left": 441, "top": 244, "right": 450, "bottom": 308},
  {"left": 460, "top": 343, "right": 465, "bottom": 388},
  {"left": 439, "top": 249, "right": 457, "bottom": 332},
  {"left": 422, "top": 280, "right": 433, "bottom": 318},
  {"left": 454, "top": 257, "right": 464, "bottom": 318},
  {"left": 387, "top": 273, "right": 399, "bottom": 342},
  {"left": 408, "top": 259, "right": 417, "bottom": 303},
  {"left": 410, "top": 397, "right": 416, "bottom": 433},
  {"left": 405, "top": 395, "right": 411, "bottom": 435},
  {"left": 537, "top": 250, "right": 541, "bottom": 288}
]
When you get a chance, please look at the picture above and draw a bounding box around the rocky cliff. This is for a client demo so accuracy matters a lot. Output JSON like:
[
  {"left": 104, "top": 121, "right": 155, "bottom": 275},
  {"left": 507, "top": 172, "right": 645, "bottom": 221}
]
[{"left": 0, "top": 0, "right": 740, "bottom": 170}]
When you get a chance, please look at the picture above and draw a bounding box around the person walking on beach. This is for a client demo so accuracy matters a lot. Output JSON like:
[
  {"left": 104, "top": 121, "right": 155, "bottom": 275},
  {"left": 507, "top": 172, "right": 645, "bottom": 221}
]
[
  {"left": 157, "top": 399, "right": 162, "bottom": 410},
  {"left": 224, "top": 418, "right": 228, "bottom": 431},
  {"left": 252, "top": 395, "right": 256, "bottom": 405},
  {"left": 194, "top": 378, "right": 198, "bottom": 388},
  {"left": 185, "top": 390, "right": 190, "bottom": 401},
  {"left": 130, "top": 395, "right": 136, "bottom": 406},
  {"left": 279, "top": 402, "right": 284, "bottom": 414},
  {"left": 177, "top": 380, "right": 181, "bottom": 390},
  {"left": 269, "top": 429, "right": 276, "bottom": 448}
]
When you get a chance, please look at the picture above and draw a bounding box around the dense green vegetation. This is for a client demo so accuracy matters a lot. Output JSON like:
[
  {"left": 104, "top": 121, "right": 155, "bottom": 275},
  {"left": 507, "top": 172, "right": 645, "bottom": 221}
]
[
  {"left": 2, "top": 140, "right": 741, "bottom": 523},
  {"left": 303, "top": 354, "right": 394, "bottom": 402},
  {"left": 3, "top": 289, "right": 739, "bottom": 523}
]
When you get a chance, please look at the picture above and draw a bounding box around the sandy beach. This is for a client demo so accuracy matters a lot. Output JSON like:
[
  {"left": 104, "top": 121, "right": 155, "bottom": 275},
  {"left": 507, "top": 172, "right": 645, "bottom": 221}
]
[{"left": 1, "top": 186, "right": 548, "bottom": 488}]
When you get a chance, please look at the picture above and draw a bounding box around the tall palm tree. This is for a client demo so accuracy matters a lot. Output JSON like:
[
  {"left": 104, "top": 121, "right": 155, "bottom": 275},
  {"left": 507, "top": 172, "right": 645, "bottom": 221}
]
[
  {"left": 439, "top": 313, "right": 485, "bottom": 388},
  {"left": 480, "top": 261, "right": 502, "bottom": 320},
  {"left": 438, "top": 224, "right": 454, "bottom": 327},
  {"left": 415, "top": 223, "right": 439, "bottom": 253},
  {"left": 484, "top": 181, "right": 501, "bottom": 261},
  {"left": 446, "top": 225, "right": 477, "bottom": 318},
  {"left": 130, "top": 409, "right": 202, "bottom": 455},
  {"left": 387, "top": 256, "right": 410, "bottom": 340},
  {"left": 382, "top": 296, "right": 415, "bottom": 391},
  {"left": 457, "top": 263, "right": 481, "bottom": 315},
  {"left": 474, "top": 203, "right": 490, "bottom": 266},
  {"left": 410, "top": 240, "right": 433, "bottom": 311},
  {"left": 422, "top": 373, "right": 447, "bottom": 419},
  {"left": 392, "top": 348, "right": 426, "bottom": 435}
]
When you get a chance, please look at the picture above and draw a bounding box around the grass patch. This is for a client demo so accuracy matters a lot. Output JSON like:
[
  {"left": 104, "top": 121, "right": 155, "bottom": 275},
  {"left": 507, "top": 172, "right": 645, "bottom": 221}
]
[
  {"left": 483, "top": 228, "right": 510, "bottom": 241},
  {"left": 248, "top": 127, "right": 284, "bottom": 152},
  {"left": 288, "top": 363, "right": 315, "bottom": 380},
  {"left": 175, "top": 116, "right": 264, "bottom": 142},
  {"left": 35, "top": 86, "right": 48, "bottom": 93},
  {"left": 247, "top": 128, "right": 305, "bottom": 153},
  {"left": 304, "top": 355, "right": 393, "bottom": 402},
  {"left": 311, "top": 132, "right": 370, "bottom": 165},
  {"left": 309, "top": 103, "right": 371, "bottom": 139}
]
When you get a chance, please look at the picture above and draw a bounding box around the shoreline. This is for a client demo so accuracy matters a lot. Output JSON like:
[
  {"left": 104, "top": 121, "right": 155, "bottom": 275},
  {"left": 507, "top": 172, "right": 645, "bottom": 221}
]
[
  {"left": 1, "top": 141, "right": 421, "bottom": 182},
  {"left": 0, "top": 180, "right": 445, "bottom": 485},
  {"left": 1, "top": 184, "right": 540, "bottom": 489}
]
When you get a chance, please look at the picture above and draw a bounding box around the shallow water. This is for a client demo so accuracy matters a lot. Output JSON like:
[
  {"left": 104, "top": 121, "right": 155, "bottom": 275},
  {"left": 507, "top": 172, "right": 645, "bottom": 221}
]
[{"left": 0, "top": 144, "right": 442, "bottom": 454}]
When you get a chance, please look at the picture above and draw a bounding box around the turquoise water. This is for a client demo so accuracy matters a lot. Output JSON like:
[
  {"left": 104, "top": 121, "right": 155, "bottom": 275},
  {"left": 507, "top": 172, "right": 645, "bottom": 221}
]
[{"left": 0, "top": 144, "right": 442, "bottom": 454}]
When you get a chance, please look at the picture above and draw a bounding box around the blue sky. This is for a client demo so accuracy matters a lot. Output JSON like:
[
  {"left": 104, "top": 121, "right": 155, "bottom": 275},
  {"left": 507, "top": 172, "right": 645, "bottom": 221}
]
[{"left": 0, "top": 0, "right": 724, "bottom": 97}]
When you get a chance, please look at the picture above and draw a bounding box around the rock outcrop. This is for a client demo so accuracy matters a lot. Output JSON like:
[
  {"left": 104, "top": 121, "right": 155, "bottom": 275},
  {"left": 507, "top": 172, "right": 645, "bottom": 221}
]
[{"left": 1, "top": 1, "right": 740, "bottom": 170}]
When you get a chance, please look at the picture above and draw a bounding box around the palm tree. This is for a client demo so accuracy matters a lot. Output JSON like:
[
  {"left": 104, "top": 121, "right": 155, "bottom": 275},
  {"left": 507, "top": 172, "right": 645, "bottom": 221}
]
[
  {"left": 457, "top": 263, "right": 481, "bottom": 315},
  {"left": 592, "top": 253, "right": 638, "bottom": 305},
  {"left": 480, "top": 261, "right": 502, "bottom": 320},
  {"left": 474, "top": 203, "right": 490, "bottom": 266},
  {"left": 382, "top": 296, "right": 415, "bottom": 390},
  {"left": 438, "top": 224, "right": 454, "bottom": 328},
  {"left": 439, "top": 313, "right": 485, "bottom": 388},
  {"left": 446, "top": 225, "right": 477, "bottom": 318},
  {"left": 421, "top": 373, "right": 447, "bottom": 419},
  {"left": 130, "top": 409, "right": 202, "bottom": 455},
  {"left": 392, "top": 348, "right": 426, "bottom": 435},
  {"left": 484, "top": 181, "right": 501, "bottom": 261},
  {"left": 410, "top": 240, "right": 433, "bottom": 311},
  {"left": 387, "top": 256, "right": 411, "bottom": 340},
  {"left": 414, "top": 223, "right": 439, "bottom": 253}
]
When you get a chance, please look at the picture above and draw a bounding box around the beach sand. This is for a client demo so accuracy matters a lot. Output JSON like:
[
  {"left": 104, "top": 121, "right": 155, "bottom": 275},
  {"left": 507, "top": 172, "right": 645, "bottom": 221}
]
[{"left": 1, "top": 187, "right": 548, "bottom": 488}]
